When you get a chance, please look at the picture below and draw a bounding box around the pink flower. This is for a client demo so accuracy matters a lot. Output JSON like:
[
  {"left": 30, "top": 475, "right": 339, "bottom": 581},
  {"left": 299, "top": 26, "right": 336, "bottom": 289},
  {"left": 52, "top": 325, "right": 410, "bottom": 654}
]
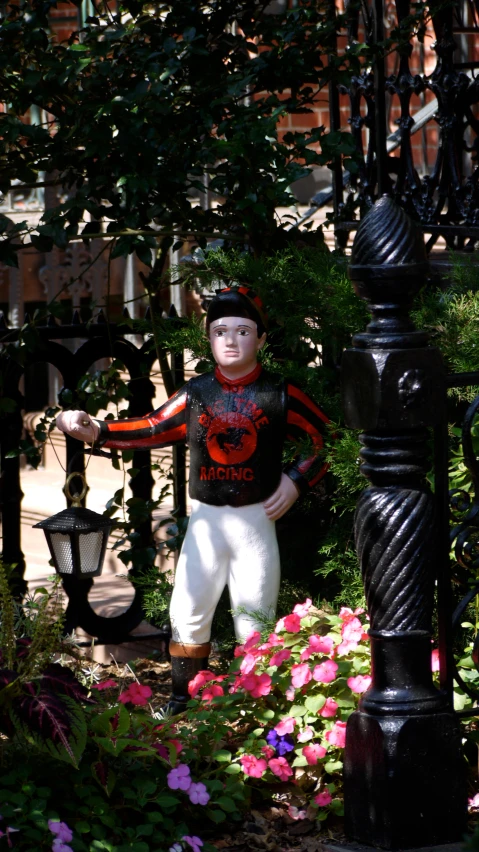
[
  {"left": 240, "top": 754, "right": 267, "bottom": 778},
  {"left": 240, "top": 653, "right": 258, "bottom": 674},
  {"left": 293, "top": 598, "right": 312, "bottom": 617},
  {"left": 301, "top": 634, "right": 335, "bottom": 661},
  {"left": 241, "top": 672, "right": 272, "bottom": 698},
  {"left": 431, "top": 649, "right": 440, "bottom": 672},
  {"left": 269, "top": 648, "right": 291, "bottom": 668},
  {"left": 188, "top": 782, "right": 210, "bottom": 806},
  {"left": 234, "top": 645, "right": 245, "bottom": 658},
  {"left": 347, "top": 675, "right": 372, "bottom": 694},
  {"left": 167, "top": 764, "right": 191, "bottom": 791},
  {"left": 266, "top": 633, "right": 283, "bottom": 646},
  {"left": 291, "top": 663, "right": 312, "bottom": 688},
  {"left": 261, "top": 745, "right": 276, "bottom": 759},
  {"left": 201, "top": 684, "right": 224, "bottom": 703},
  {"left": 91, "top": 679, "right": 118, "bottom": 690},
  {"left": 320, "top": 698, "right": 338, "bottom": 718},
  {"left": 182, "top": 837, "right": 203, "bottom": 852},
  {"left": 302, "top": 743, "right": 328, "bottom": 765},
  {"left": 275, "top": 613, "right": 301, "bottom": 634},
  {"left": 325, "top": 721, "right": 347, "bottom": 748},
  {"left": 342, "top": 617, "right": 363, "bottom": 644},
  {"left": 188, "top": 670, "right": 215, "bottom": 698},
  {"left": 274, "top": 716, "right": 295, "bottom": 736},
  {"left": 243, "top": 630, "right": 262, "bottom": 652},
  {"left": 469, "top": 793, "right": 479, "bottom": 810},
  {"left": 315, "top": 791, "right": 333, "bottom": 806},
  {"left": 288, "top": 806, "right": 307, "bottom": 820},
  {"left": 312, "top": 660, "right": 338, "bottom": 684},
  {"left": 268, "top": 756, "right": 293, "bottom": 781},
  {"left": 339, "top": 607, "right": 364, "bottom": 623},
  {"left": 297, "top": 726, "right": 314, "bottom": 743},
  {"left": 118, "top": 682, "right": 152, "bottom": 706}
]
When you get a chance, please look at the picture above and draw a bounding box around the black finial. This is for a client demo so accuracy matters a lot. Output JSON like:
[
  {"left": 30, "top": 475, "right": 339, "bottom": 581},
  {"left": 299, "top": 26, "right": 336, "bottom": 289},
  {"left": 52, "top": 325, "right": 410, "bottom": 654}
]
[
  {"left": 144, "top": 306, "right": 151, "bottom": 320},
  {"left": 72, "top": 309, "right": 81, "bottom": 325},
  {"left": 168, "top": 303, "right": 178, "bottom": 318},
  {"left": 0, "top": 311, "right": 8, "bottom": 330},
  {"left": 122, "top": 306, "right": 131, "bottom": 319},
  {"left": 24, "top": 312, "right": 31, "bottom": 324},
  {"left": 96, "top": 309, "right": 106, "bottom": 324},
  {"left": 47, "top": 313, "right": 59, "bottom": 327},
  {"left": 351, "top": 196, "right": 427, "bottom": 268}
]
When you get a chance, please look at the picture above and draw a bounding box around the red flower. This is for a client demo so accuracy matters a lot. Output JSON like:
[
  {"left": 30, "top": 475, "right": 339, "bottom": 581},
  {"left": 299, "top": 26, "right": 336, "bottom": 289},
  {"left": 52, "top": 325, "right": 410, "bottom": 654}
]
[
  {"left": 302, "top": 743, "right": 327, "bottom": 765},
  {"left": 201, "top": 684, "right": 224, "bottom": 703},
  {"left": 325, "top": 721, "right": 347, "bottom": 748},
  {"left": 118, "top": 683, "right": 152, "bottom": 705},
  {"left": 268, "top": 756, "right": 293, "bottom": 781},
  {"left": 91, "top": 679, "right": 118, "bottom": 690},
  {"left": 188, "top": 670, "right": 215, "bottom": 698},
  {"left": 240, "top": 754, "right": 267, "bottom": 778}
]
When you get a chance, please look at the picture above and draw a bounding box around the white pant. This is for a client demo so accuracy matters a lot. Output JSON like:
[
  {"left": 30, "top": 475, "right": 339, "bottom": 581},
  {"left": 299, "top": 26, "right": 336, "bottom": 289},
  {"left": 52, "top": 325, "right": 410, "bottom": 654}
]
[{"left": 169, "top": 500, "right": 281, "bottom": 644}]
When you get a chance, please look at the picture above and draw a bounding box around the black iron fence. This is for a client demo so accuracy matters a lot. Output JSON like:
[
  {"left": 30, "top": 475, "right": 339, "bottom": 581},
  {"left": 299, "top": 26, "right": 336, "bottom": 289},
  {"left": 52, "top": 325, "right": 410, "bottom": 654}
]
[
  {"left": 0, "top": 307, "right": 185, "bottom": 646},
  {"left": 314, "top": 0, "right": 479, "bottom": 252},
  {"left": 339, "top": 193, "right": 479, "bottom": 847}
]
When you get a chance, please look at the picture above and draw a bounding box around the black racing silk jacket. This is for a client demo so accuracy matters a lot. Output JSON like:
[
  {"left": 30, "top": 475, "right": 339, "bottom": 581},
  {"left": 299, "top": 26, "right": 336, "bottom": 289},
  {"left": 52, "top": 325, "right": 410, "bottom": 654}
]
[{"left": 97, "top": 364, "right": 329, "bottom": 507}]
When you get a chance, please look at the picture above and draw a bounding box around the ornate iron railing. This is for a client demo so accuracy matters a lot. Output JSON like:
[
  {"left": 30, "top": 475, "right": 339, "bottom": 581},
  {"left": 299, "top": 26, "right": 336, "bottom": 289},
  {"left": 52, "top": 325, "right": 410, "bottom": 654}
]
[
  {"left": 319, "top": 0, "right": 479, "bottom": 251},
  {"left": 0, "top": 307, "right": 185, "bottom": 646}
]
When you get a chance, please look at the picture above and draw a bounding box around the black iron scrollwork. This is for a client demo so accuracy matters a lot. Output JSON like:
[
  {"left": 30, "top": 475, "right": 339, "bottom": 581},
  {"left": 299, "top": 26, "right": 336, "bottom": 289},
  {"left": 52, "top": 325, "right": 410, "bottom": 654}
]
[{"left": 450, "top": 394, "right": 479, "bottom": 703}]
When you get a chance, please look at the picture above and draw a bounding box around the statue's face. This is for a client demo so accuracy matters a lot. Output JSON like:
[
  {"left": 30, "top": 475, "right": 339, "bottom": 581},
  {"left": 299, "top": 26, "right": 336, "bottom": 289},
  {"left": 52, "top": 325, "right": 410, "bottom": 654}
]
[{"left": 209, "top": 316, "right": 266, "bottom": 377}]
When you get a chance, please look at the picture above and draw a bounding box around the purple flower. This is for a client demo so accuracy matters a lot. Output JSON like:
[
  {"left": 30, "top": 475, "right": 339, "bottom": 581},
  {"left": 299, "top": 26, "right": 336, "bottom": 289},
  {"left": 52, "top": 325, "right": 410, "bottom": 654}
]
[
  {"left": 183, "top": 837, "right": 203, "bottom": 852},
  {"left": 48, "top": 822, "right": 73, "bottom": 843},
  {"left": 167, "top": 764, "right": 192, "bottom": 792},
  {"left": 265, "top": 730, "right": 294, "bottom": 755},
  {"left": 52, "top": 842, "right": 74, "bottom": 852},
  {"left": 188, "top": 782, "right": 210, "bottom": 806}
]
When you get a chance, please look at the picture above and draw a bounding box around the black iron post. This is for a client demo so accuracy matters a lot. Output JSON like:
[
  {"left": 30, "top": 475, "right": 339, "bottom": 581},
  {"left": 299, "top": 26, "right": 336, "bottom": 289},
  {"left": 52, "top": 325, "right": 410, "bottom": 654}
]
[{"left": 341, "top": 196, "right": 467, "bottom": 849}]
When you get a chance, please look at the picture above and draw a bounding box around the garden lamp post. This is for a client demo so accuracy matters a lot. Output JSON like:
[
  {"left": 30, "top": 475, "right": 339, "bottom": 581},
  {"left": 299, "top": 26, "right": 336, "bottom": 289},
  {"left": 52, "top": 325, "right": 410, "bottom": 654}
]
[{"left": 33, "top": 472, "right": 113, "bottom": 579}]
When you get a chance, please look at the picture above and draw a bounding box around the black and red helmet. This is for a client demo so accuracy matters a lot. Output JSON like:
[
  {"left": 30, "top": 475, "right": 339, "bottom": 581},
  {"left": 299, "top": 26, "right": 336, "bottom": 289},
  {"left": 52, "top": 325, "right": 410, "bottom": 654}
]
[{"left": 206, "top": 286, "right": 268, "bottom": 336}]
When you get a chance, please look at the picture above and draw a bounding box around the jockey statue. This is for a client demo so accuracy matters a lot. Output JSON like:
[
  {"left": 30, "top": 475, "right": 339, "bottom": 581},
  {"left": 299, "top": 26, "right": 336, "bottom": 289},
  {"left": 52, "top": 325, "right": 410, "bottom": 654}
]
[{"left": 56, "top": 286, "right": 329, "bottom": 712}]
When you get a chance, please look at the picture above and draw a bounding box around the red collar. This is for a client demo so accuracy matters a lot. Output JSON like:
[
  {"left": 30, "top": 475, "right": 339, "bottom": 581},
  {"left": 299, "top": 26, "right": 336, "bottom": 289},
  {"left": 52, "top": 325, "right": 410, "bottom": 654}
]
[{"left": 214, "top": 363, "right": 262, "bottom": 387}]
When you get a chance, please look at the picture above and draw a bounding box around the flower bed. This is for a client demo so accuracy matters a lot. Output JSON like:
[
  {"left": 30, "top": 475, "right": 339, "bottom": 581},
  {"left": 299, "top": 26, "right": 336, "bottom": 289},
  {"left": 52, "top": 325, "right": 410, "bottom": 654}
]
[{"left": 2, "top": 597, "right": 478, "bottom": 851}]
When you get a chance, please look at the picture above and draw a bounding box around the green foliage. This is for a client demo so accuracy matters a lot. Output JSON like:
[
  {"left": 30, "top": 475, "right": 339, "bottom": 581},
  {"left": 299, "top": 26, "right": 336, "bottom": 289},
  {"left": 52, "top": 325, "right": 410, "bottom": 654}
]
[
  {"left": 0, "top": 0, "right": 362, "bottom": 262},
  {"left": 0, "top": 568, "right": 91, "bottom": 767}
]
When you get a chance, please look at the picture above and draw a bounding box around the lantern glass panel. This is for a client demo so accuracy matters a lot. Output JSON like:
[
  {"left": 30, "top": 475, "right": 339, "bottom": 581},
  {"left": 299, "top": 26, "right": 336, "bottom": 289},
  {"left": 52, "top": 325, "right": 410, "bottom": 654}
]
[
  {"left": 50, "top": 533, "right": 74, "bottom": 574},
  {"left": 79, "top": 531, "right": 104, "bottom": 574}
]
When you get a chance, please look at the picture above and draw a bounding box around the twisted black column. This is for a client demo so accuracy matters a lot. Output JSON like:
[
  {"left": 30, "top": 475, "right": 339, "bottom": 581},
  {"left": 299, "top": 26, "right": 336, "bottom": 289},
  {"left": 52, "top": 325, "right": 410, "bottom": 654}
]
[{"left": 341, "top": 196, "right": 466, "bottom": 849}]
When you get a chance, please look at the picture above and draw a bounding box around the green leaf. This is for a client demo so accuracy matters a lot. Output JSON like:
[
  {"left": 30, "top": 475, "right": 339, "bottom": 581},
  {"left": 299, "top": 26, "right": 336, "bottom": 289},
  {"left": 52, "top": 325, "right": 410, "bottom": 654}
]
[
  {"left": 224, "top": 764, "right": 241, "bottom": 774},
  {"left": 154, "top": 795, "right": 180, "bottom": 808},
  {"left": 304, "top": 695, "right": 326, "bottom": 714},
  {"left": 290, "top": 704, "right": 307, "bottom": 717},
  {"left": 207, "top": 808, "right": 227, "bottom": 824},
  {"left": 324, "top": 759, "right": 343, "bottom": 773},
  {"left": 214, "top": 749, "right": 232, "bottom": 763},
  {"left": 215, "top": 796, "right": 238, "bottom": 813}
]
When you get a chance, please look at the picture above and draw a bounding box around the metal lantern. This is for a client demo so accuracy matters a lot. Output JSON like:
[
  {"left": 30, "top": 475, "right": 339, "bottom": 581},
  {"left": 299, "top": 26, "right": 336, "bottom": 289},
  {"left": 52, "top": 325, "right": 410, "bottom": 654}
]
[{"left": 33, "top": 472, "right": 114, "bottom": 579}]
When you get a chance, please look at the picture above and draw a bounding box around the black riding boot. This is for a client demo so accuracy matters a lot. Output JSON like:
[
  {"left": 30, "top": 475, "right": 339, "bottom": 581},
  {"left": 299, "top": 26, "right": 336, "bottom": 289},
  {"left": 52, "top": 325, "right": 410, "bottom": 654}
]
[{"left": 164, "top": 641, "right": 211, "bottom": 715}]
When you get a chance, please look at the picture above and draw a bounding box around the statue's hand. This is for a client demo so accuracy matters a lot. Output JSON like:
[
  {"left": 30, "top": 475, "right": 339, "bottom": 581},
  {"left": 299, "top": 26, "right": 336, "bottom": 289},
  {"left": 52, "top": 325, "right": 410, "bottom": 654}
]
[
  {"left": 263, "top": 473, "right": 300, "bottom": 521},
  {"left": 56, "top": 410, "right": 100, "bottom": 443}
]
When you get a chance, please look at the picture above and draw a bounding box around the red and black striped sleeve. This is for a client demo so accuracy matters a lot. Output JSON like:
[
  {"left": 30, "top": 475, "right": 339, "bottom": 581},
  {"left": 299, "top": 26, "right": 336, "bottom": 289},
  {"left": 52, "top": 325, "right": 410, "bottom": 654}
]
[
  {"left": 96, "top": 386, "right": 187, "bottom": 450},
  {"left": 283, "top": 383, "right": 330, "bottom": 493}
]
